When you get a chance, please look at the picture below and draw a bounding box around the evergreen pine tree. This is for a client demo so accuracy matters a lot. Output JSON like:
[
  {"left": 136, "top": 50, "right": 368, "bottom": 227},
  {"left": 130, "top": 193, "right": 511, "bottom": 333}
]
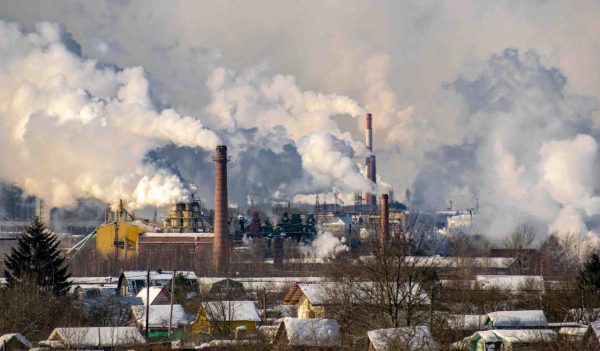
[
  {"left": 4, "top": 217, "right": 71, "bottom": 296},
  {"left": 577, "top": 252, "right": 600, "bottom": 294}
]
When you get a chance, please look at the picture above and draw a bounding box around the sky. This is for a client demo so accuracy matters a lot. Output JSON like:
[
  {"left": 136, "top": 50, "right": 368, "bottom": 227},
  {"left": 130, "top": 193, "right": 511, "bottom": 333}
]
[{"left": 1, "top": 0, "right": 600, "bottom": 241}]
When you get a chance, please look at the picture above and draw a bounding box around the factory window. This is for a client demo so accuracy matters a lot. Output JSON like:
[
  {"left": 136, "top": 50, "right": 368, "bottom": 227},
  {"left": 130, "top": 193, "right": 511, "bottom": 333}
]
[{"left": 186, "top": 246, "right": 196, "bottom": 253}]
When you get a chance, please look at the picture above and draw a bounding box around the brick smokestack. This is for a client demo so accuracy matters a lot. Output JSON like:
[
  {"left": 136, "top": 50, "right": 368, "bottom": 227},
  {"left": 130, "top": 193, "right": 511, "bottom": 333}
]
[
  {"left": 380, "top": 193, "right": 389, "bottom": 252},
  {"left": 213, "top": 145, "right": 230, "bottom": 273},
  {"left": 365, "top": 113, "right": 377, "bottom": 205}
]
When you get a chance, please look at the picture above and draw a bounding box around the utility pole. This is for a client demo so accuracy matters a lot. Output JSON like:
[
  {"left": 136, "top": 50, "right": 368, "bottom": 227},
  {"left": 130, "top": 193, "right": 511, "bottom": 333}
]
[
  {"left": 168, "top": 270, "right": 176, "bottom": 339},
  {"left": 145, "top": 269, "right": 150, "bottom": 339}
]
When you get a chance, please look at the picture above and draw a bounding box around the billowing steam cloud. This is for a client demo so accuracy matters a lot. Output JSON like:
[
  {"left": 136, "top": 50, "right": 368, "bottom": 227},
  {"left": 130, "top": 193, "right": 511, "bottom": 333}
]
[
  {"left": 0, "top": 21, "right": 219, "bottom": 208},
  {"left": 2, "top": 1, "right": 600, "bottom": 250},
  {"left": 301, "top": 231, "right": 349, "bottom": 260}
]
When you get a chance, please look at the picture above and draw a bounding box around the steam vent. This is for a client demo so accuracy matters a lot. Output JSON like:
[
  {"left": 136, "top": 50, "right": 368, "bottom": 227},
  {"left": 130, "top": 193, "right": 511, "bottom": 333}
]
[{"left": 213, "top": 145, "right": 230, "bottom": 273}]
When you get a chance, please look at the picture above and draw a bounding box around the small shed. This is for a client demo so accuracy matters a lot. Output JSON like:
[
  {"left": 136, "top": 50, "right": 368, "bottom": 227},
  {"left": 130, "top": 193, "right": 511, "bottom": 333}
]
[
  {"left": 469, "top": 329, "right": 556, "bottom": 351},
  {"left": 367, "top": 326, "right": 437, "bottom": 351},
  {"left": 275, "top": 317, "right": 341, "bottom": 349},
  {"left": 43, "top": 327, "right": 145, "bottom": 349},
  {"left": 192, "top": 301, "right": 262, "bottom": 335},
  {"left": 484, "top": 310, "right": 547, "bottom": 329},
  {"left": 136, "top": 286, "right": 171, "bottom": 305},
  {"left": 0, "top": 333, "right": 32, "bottom": 351}
]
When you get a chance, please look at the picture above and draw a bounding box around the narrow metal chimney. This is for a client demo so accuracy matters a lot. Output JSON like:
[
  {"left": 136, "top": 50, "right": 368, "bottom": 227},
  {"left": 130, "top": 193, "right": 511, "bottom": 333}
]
[
  {"left": 380, "top": 194, "right": 389, "bottom": 252},
  {"left": 213, "top": 145, "right": 230, "bottom": 273}
]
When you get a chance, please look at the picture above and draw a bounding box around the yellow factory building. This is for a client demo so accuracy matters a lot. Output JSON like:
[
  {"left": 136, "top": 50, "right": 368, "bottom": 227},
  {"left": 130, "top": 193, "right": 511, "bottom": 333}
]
[{"left": 95, "top": 198, "right": 211, "bottom": 258}]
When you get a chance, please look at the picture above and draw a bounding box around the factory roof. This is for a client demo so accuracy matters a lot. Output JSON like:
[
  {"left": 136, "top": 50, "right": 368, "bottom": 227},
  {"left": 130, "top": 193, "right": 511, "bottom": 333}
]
[
  {"left": 405, "top": 256, "right": 515, "bottom": 269},
  {"left": 140, "top": 232, "right": 214, "bottom": 238},
  {"left": 476, "top": 275, "right": 544, "bottom": 290},
  {"left": 120, "top": 270, "right": 198, "bottom": 281}
]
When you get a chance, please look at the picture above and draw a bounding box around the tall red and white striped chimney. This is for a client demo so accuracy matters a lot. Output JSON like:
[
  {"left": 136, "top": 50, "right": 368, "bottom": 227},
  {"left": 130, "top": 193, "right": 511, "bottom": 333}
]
[{"left": 365, "top": 113, "right": 377, "bottom": 205}]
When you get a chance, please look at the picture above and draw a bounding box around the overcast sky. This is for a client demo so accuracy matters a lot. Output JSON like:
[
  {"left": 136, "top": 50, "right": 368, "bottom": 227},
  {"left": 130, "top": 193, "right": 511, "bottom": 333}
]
[{"left": 1, "top": 1, "right": 600, "bottom": 239}]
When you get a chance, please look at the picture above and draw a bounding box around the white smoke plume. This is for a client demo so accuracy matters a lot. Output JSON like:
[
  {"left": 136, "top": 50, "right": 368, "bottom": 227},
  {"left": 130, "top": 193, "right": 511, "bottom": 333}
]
[
  {"left": 306, "top": 231, "right": 349, "bottom": 260},
  {"left": 0, "top": 21, "right": 220, "bottom": 208},
  {"left": 2, "top": 0, "right": 600, "bottom": 250}
]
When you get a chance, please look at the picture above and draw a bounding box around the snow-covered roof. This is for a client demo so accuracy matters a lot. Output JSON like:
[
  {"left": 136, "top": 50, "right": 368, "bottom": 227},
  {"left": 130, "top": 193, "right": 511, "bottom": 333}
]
[
  {"left": 559, "top": 327, "right": 587, "bottom": 337},
  {"left": 68, "top": 276, "right": 117, "bottom": 284},
  {"left": 567, "top": 308, "right": 600, "bottom": 323},
  {"left": 0, "top": 333, "right": 32, "bottom": 349},
  {"left": 485, "top": 310, "right": 547, "bottom": 328},
  {"left": 476, "top": 275, "right": 544, "bottom": 291},
  {"left": 121, "top": 270, "right": 198, "bottom": 281},
  {"left": 136, "top": 286, "right": 170, "bottom": 305},
  {"left": 368, "top": 326, "right": 437, "bottom": 351},
  {"left": 279, "top": 317, "right": 341, "bottom": 347},
  {"left": 198, "top": 276, "right": 324, "bottom": 292},
  {"left": 447, "top": 315, "right": 486, "bottom": 330},
  {"left": 201, "top": 301, "right": 262, "bottom": 322},
  {"left": 286, "top": 281, "right": 430, "bottom": 306},
  {"left": 130, "top": 304, "right": 190, "bottom": 328},
  {"left": 45, "top": 327, "right": 145, "bottom": 348},
  {"left": 69, "top": 283, "right": 117, "bottom": 294},
  {"left": 403, "top": 256, "right": 515, "bottom": 269},
  {"left": 298, "top": 282, "right": 335, "bottom": 305},
  {"left": 491, "top": 329, "right": 557, "bottom": 343}
]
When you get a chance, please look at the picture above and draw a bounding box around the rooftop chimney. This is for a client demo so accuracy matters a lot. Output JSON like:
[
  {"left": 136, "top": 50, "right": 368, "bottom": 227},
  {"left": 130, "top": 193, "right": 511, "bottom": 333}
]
[
  {"left": 213, "top": 145, "right": 230, "bottom": 273},
  {"left": 380, "top": 194, "right": 389, "bottom": 253}
]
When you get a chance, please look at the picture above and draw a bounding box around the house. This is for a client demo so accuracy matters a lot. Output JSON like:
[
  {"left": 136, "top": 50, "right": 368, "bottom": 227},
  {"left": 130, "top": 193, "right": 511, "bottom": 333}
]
[
  {"left": 283, "top": 283, "right": 334, "bottom": 319},
  {"left": 0, "top": 333, "right": 32, "bottom": 351},
  {"left": 192, "top": 301, "right": 262, "bottom": 335},
  {"left": 130, "top": 304, "right": 190, "bottom": 337},
  {"left": 136, "top": 286, "right": 171, "bottom": 305},
  {"left": 42, "top": 327, "right": 145, "bottom": 349},
  {"left": 283, "top": 281, "right": 430, "bottom": 319},
  {"left": 367, "top": 326, "right": 438, "bottom": 351},
  {"left": 469, "top": 329, "right": 556, "bottom": 351},
  {"left": 117, "top": 270, "right": 198, "bottom": 296},
  {"left": 275, "top": 317, "right": 341, "bottom": 349},
  {"left": 483, "top": 310, "right": 547, "bottom": 329}
]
